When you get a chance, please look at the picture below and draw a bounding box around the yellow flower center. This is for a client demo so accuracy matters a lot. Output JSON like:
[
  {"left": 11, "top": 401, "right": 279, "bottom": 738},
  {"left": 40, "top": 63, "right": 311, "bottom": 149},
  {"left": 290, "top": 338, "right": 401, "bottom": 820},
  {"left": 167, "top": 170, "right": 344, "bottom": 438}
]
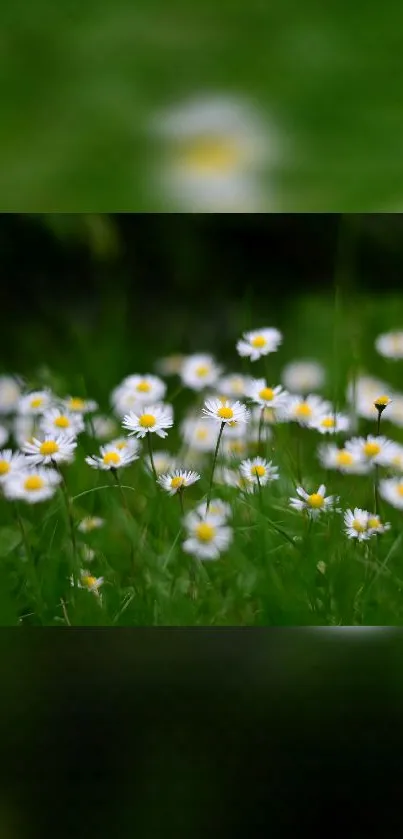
[
  {"left": 195, "top": 522, "right": 216, "bottom": 542},
  {"left": 195, "top": 365, "right": 210, "bottom": 378},
  {"left": 397, "top": 485, "right": 403, "bottom": 497},
  {"left": 180, "top": 136, "right": 239, "bottom": 174},
  {"left": 374, "top": 395, "right": 390, "bottom": 408},
  {"left": 228, "top": 441, "right": 245, "bottom": 455},
  {"left": 171, "top": 476, "right": 184, "bottom": 489},
  {"left": 231, "top": 379, "right": 244, "bottom": 394},
  {"left": 295, "top": 402, "right": 312, "bottom": 418},
  {"left": 368, "top": 517, "right": 381, "bottom": 529},
  {"left": 251, "top": 464, "right": 266, "bottom": 478},
  {"left": 251, "top": 335, "right": 266, "bottom": 349},
  {"left": 30, "top": 397, "right": 43, "bottom": 409},
  {"left": 24, "top": 475, "right": 44, "bottom": 491},
  {"left": 363, "top": 442, "right": 381, "bottom": 457},
  {"left": 139, "top": 414, "right": 156, "bottom": 428},
  {"left": 69, "top": 398, "right": 85, "bottom": 411},
  {"left": 217, "top": 406, "right": 234, "bottom": 420},
  {"left": 321, "top": 417, "right": 335, "bottom": 428},
  {"left": 115, "top": 441, "right": 127, "bottom": 450},
  {"left": 307, "top": 493, "right": 324, "bottom": 508},
  {"left": 54, "top": 415, "right": 70, "bottom": 428},
  {"left": 259, "top": 387, "right": 274, "bottom": 401},
  {"left": 335, "top": 450, "right": 353, "bottom": 466},
  {"left": 39, "top": 440, "right": 59, "bottom": 456},
  {"left": 0, "top": 459, "right": 10, "bottom": 475},
  {"left": 136, "top": 381, "right": 151, "bottom": 393},
  {"left": 103, "top": 451, "right": 121, "bottom": 466},
  {"left": 81, "top": 575, "right": 97, "bottom": 588},
  {"left": 352, "top": 519, "right": 366, "bottom": 533},
  {"left": 196, "top": 429, "right": 208, "bottom": 441}
]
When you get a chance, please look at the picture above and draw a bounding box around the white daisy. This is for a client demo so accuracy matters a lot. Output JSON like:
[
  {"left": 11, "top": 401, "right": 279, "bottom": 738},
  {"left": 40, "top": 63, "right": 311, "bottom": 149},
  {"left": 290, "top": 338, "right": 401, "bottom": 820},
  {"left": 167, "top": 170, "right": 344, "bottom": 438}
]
[
  {"left": 246, "top": 379, "right": 288, "bottom": 409},
  {"left": 158, "top": 469, "right": 200, "bottom": 496},
  {"left": 202, "top": 397, "right": 249, "bottom": 425},
  {"left": 236, "top": 327, "right": 282, "bottom": 361},
  {"left": 182, "top": 511, "right": 233, "bottom": 560},
  {"left": 111, "top": 374, "right": 167, "bottom": 414},
  {"left": 318, "top": 444, "right": 371, "bottom": 474},
  {"left": 180, "top": 354, "right": 222, "bottom": 391},
  {"left": 0, "top": 375, "right": 22, "bottom": 414},
  {"left": 77, "top": 516, "right": 105, "bottom": 533},
  {"left": 281, "top": 360, "right": 325, "bottom": 394},
  {"left": 375, "top": 331, "right": 403, "bottom": 359},
  {"left": 366, "top": 514, "right": 391, "bottom": 536},
  {"left": 250, "top": 405, "right": 282, "bottom": 427},
  {"left": 122, "top": 403, "right": 173, "bottom": 439},
  {"left": 108, "top": 436, "right": 140, "bottom": 455},
  {"left": 144, "top": 450, "right": 178, "bottom": 476},
  {"left": 85, "top": 443, "right": 138, "bottom": 471},
  {"left": 62, "top": 396, "right": 98, "bottom": 414},
  {"left": 345, "top": 435, "right": 394, "bottom": 466},
  {"left": 216, "top": 373, "right": 252, "bottom": 399},
  {"left": 283, "top": 394, "right": 331, "bottom": 426},
  {"left": 240, "top": 456, "right": 279, "bottom": 486},
  {"left": 90, "top": 415, "right": 119, "bottom": 440},
  {"left": 0, "top": 449, "right": 27, "bottom": 483},
  {"left": 181, "top": 416, "right": 219, "bottom": 453},
  {"left": 311, "top": 411, "right": 350, "bottom": 435},
  {"left": 289, "top": 484, "right": 338, "bottom": 519},
  {"left": 215, "top": 466, "right": 255, "bottom": 493},
  {"left": 384, "top": 442, "right": 403, "bottom": 471},
  {"left": 194, "top": 499, "right": 232, "bottom": 523},
  {"left": 221, "top": 437, "right": 249, "bottom": 461},
  {"left": 22, "top": 434, "right": 77, "bottom": 465},
  {"left": 347, "top": 375, "right": 391, "bottom": 420},
  {"left": 74, "top": 570, "right": 104, "bottom": 596},
  {"left": 3, "top": 466, "right": 61, "bottom": 503},
  {"left": 40, "top": 408, "right": 84, "bottom": 437},
  {"left": 379, "top": 477, "right": 403, "bottom": 509},
  {"left": 344, "top": 508, "right": 371, "bottom": 541},
  {"left": 0, "top": 425, "right": 8, "bottom": 447},
  {"left": 13, "top": 415, "right": 35, "bottom": 448},
  {"left": 18, "top": 390, "right": 54, "bottom": 416}
]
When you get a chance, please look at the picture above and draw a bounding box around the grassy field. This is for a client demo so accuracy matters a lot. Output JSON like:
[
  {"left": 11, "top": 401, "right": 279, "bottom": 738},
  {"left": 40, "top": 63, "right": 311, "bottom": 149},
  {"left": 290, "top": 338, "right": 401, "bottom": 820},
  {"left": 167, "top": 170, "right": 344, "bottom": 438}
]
[{"left": 2, "top": 287, "right": 403, "bottom": 626}]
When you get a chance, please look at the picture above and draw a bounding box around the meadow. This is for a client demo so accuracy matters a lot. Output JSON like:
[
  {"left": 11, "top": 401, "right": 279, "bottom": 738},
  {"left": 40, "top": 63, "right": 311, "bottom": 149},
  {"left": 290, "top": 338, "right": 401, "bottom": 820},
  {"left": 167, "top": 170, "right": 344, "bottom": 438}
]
[{"left": 2, "top": 288, "right": 403, "bottom": 626}]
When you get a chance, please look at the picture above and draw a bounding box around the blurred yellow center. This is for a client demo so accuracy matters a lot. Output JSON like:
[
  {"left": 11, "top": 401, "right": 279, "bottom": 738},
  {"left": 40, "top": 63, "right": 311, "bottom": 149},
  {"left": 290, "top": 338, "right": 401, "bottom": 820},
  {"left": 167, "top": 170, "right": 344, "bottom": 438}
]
[
  {"left": 81, "top": 575, "right": 97, "bottom": 588},
  {"left": 336, "top": 451, "right": 353, "bottom": 466},
  {"left": 195, "top": 523, "right": 216, "bottom": 542},
  {"left": 217, "top": 406, "right": 234, "bottom": 420},
  {"left": 196, "top": 429, "right": 208, "bottom": 440},
  {"left": 39, "top": 440, "right": 59, "bottom": 455},
  {"left": 30, "top": 397, "right": 43, "bottom": 409},
  {"left": 259, "top": 387, "right": 274, "bottom": 401},
  {"left": 363, "top": 442, "right": 381, "bottom": 457},
  {"left": 321, "top": 417, "right": 335, "bottom": 428},
  {"left": 103, "top": 451, "right": 120, "bottom": 466},
  {"left": 251, "top": 335, "right": 266, "bottom": 349},
  {"left": 115, "top": 441, "right": 127, "bottom": 450},
  {"left": 139, "top": 414, "right": 156, "bottom": 428},
  {"left": 307, "top": 493, "right": 324, "bottom": 508},
  {"left": 368, "top": 517, "right": 380, "bottom": 529},
  {"left": 296, "top": 402, "right": 312, "bottom": 418},
  {"left": 353, "top": 520, "right": 366, "bottom": 532},
  {"left": 263, "top": 408, "right": 275, "bottom": 422},
  {"left": 69, "top": 398, "right": 85, "bottom": 410},
  {"left": 195, "top": 365, "right": 209, "bottom": 378},
  {"left": 374, "top": 395, "right": 390, "bottom": 407},
  {"left": 181, "top": 137, "right": 239, "bottom": 174},
  {"left": 397, "top": 485, "right": 403, "bottom": 496},
  {"left": 24, "top": 476, "right": 44, "bottom": 491},
  {"left": 171, "top": 476, "right": 184, "bottom": 489},
  {"left": 229, "top": 441, "right": 245, "bottom": 454},
  {"left": 0, "top": 460, "right": 10, "bottom": 475},
  {"left": 252, "top": 465, "right": 266, "bottom": 478},
  {"left": 54, "top": 416, "right": 70, "bottom": 428},
  {"left": 136, "top": 381, "right": 151, "bottom": 393}
]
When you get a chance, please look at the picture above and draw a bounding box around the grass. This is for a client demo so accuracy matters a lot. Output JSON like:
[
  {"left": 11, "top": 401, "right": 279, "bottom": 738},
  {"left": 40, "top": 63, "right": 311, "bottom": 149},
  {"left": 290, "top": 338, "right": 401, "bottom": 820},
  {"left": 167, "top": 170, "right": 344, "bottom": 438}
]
[{"left": 2, "top": 290, "right": 403, "bottom": 626}]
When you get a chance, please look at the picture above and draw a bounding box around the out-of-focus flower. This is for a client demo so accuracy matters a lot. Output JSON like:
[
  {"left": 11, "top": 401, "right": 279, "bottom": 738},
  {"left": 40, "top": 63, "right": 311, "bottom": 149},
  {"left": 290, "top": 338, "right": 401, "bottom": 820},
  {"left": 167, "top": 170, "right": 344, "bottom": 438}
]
[
  {"left": 0, "top": 376, "right": 22, "bottom": 414},
  {"left": 375, "top": 331, "right": 403, "bottom": 359},
  {"left": 318, "top": 443, "right": 370, "bottom": 474},
  {"left": 23, "top": 434, "right": 77, "bottom": 465},
  {"left": 78, "top": 516, "right": 105, "bottom": 533},
  {"left": 379, "top": 477, "right": 403, "bottom": 509},
  {"left": 311, "top": 411, "right": 350, "bottom": 435},
  {"left": 0, "top": 425, "right": 9, "bottom": 446},
  {"left": 3, "top": 466, "right": 61, "bottom": 503},
  {"left": 236, "top": 328, "right": 282, "bottom": 361},
  {"left": 0, "top": 449, "right": 26, "bottom": 483},
  {"left": 289, "top": 484, "right": 338, "bottom": 518},
  {"left": 281, "top": 360, "right": 325, "bottom": 393},
  {"left": 122, "top": 403, "right": 173, "bottom": 439},
  {"left": 111, "top": 374, "right": 167, "bottom": 416},
  {"left": 180, "top": 354, "right": 222, "bottom": 392},
  {"left": 346, "top": 375, "right": 390, "bottom": 420},
  {"left": 283, "top": 394, "right": 331, "bottom": 426},
  {"left": 345, "top": 435, "right": 394, "bottom": 466},
  {"left": 182, "top": 511, "right": 233, "bottom": 560},
  {"left": 158, "top": 469, "right": 200, "bottom": 496}
]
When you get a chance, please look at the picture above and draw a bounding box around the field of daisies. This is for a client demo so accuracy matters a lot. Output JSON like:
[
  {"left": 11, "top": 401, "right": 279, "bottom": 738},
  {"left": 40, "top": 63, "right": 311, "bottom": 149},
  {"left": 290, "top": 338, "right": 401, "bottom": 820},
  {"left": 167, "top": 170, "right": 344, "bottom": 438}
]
[{"left": 2, "top": 322, "right": 403, "bottom": 626}]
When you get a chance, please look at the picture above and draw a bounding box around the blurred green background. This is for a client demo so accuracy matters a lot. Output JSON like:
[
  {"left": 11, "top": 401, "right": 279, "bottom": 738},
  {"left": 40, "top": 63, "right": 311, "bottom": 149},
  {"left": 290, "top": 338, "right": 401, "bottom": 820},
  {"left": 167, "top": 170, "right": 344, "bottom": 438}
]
[{"left": 2, "top": 0, "right": 403, "bottom": 210}]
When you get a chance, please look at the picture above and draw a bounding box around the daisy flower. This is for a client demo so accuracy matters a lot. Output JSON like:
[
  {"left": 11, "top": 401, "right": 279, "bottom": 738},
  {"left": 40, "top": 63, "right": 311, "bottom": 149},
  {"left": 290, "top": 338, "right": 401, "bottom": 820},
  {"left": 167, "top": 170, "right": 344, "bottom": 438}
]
[
  {"left": 283, "top": 394, "right": 331, "bottom": 426},
  {"left": 344, "top": 508, "right": 371, "bottom": 541},
  {"left": 216, "top": 374, "right": 252, "bottom": 399},
  {"left": 144, "top": 450, "right": 178, "bottom": 476},
  {"left": 158, "top": 469, "right": 200, "bottom": 496},
  {"left": 202, "top": 397, "right": 249, "bottom": 426},
  {"left": 0, "top": 425, "right": 8, "bottom": 447},
  {"left": 387, "top": 395, "right": 403, "bottom": 427},
  {"left": 181, "top": 416, "right": 219, "bottom": 453},
  {"left": 318, "top": 444, "right": 371, "bottom": 474},
  {"left": 62, "top": 396, "right": 98, "bottom": 414},
  {"left": 236, "top": 327, "right": 282, "bottom": 361},
  {"left": 246, "top": 379, "right": 288, "bottom": 409},
  {"left": 281, "top": 360, "right": 325, "bottom": 394},
  {"left": 345, "top": 435, "right": 394, "bottom": 466},
  {"left": 384, "top": 442, "right": 403, "bottom": 471},
  {"left": 0, "top": 375, "right": 22, "bottom": 414},
  {"left": 85, "top": 444, "right": 138, "bottom": 471},
  {"left": 112, "top": 374, "right": 167, "bottom": 413},
  {"left": 373, "top": 394, "right": 392, "bottom": 415},
  {"left": 366, "top": 514, "right": 391, "bottom": 536},
  {"left": 0, "top": 449, "right": 27, "bottom": 483},
  {"left": 3, "top": 466, "right": 61, "bottom": 503},
  {"left": 155, "top": 354, "right": 185, "bottom": 376},
  {"left": 215, "top": 466, "right": 254, "bottom": 493},
  {"left": 195, "top": 499, "right": 232, "bottom": 523},
  {"left": 221, "top": 437, "right": 249, "bottom": 460},
  {"left": 347, "top": 375, "right": 390, "bottom": 420},
  {"left": 40, "top": 408, "right": 84, "bottom": 437},
  {"left": 375, "top": 331, "right": 403, "bottom": 359},
  {"left": 90, "top": 415, "right": 119, "bottom": 440},
  {"left": 311, "top": 411, "right": 350, "bottom": 435},
  {"left": 122, "top": 403, "right": 173, "bottom": 439},
  {"left": 73, "top": 570, "right": 104, "bottom": 596},
  {"left": 78, "top": 516, "right": 105, "bottom": 533},
  {"left": 289, "top": 484, "right": 338, "bottom": 519},
  {"left": 18, "top": 390, "right": 54, "bottom": 416},
  {"left": 379, "top": 478, "right": 403, "bottom": 509},
  {"left": 239, "top": 457, "right": 279, "bottom": 486},
  {"left": 22, "top": 434, "right": 77, "bottom": 465},
  {"left": 182, "top": 511, "right": 233, "bottom": 560},
  {"left": 180, "top": 354, "right": 222, "bottom": 391},
  {"left": 108, "top": 436, "right": 140, "bottom": 455},
  {"left": 13, "top": 415, "right": 35, "bottom": 448}
]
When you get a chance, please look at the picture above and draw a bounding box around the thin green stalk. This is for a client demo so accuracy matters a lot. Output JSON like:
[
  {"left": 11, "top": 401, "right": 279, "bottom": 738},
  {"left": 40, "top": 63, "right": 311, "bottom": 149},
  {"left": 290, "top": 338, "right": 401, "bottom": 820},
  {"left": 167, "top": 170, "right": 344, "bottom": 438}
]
[
  {"left": 14, "top": 504, "right": 44, "bottom": 620},
  {"left": 258, "top": 408, "right": 265, "bottom": 456},
  {"left": 178, "top": 488, "right": 185, "bottom": 516},
  {"left": 206, "top": 422, "right": 225, "bottom": 512},
  {"left": 147, "top": 432, "right": 158, "bottom": 483},
  {"left": 55, "top": 465, "right": 79, "bottom": 592}
]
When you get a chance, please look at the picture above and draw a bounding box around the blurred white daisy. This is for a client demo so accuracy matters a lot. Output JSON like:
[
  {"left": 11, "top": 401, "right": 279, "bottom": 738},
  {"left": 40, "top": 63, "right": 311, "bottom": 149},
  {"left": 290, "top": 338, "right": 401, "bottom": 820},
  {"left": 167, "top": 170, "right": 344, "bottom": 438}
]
[
  {"left": 86, "top": 444, "right": 138, "bottom": 471},
  {"left": 111, "top": 375, "right": 167, "bottom": 416},
  {"left": 73, "top": 570, "right": 104, "bottom": 596},
  {"left": 221, "top": 437, "right": 249, "bottom": 461},
  {"left": 236, "top": 327, "right": 282, "bottom": 361},
  {"left": 246, "top": 379, "right": 288, "bottom": 409},
  {"left": 144, "top": 450, "right": 177, "bottom": 476},
  {"left": 181, "top": 416, "right": 219, "bottom": 453},
  {"left": 13, "top": 415, "right": 35, "bottom": 448},
  {"left": 79, "top": 545, "right": 96, "bottom": 563},
  {"left": 347, "top": 375, "right": 390, "bottom": 420},
  {"left": 289, "top": 484, "right": 338, "bottom": 519},
  {"left": 239, "top": 457, "right": 279, "bottom": 486},
  {"left": 284, "top": 394, "right": 331, "bottom": 426},
  {"left": 318, "top": 444, "right": 371, "bottom": 474},
  {"left": 78, "top": 516, "right": 105, "bottom": 533},
  {"left": 62, "top": 396, "right": 98, "bottom": 414},
  {"left": 22, "top": 434, "right": 77, "bottom": 465},
  {"left": 182, "top": 511, "right": 233, "bottom": 560},
  {"left": 345, "top": 435, "right": 394, "bottom": 466},
  {"left": 375, "top": 331, "right": 403, "bottom": 359},
  {"left": 386, "top": 395, "right": 403, "bottom": 427},
  {"left": 202, "top": 398, "right": 249, "bottom": 425},
  {"left": 384, "top": 442, "right": 403, "bottom": 471},
  {"left": 0, "top": 449, "right": 26, "bottom": 483},
  {"left": 0, "top": 425, "right": 8, "bottom": 446},
  {"left": 216, "top": 374, "right": 252, "bottom": 399},
  {"left": 3, "top": 466, "right": 61, "bottom": 503},
  {"left": 366, "top": 514, "right": 391, "bottom": 536},
  {"left": 41, "top": 408, "right": 84, "bottom": 437},
  {"left": 215, "top": 466, "right": 254, "bottom": 493},
  {"left": 379, "top": 477, "right": 403, "bottom": 509},
  {"left": 158, "top": 469, "right": 200, "bottom": 496},
  {"left": 311, "top": 411, "right": 350, "bottom": 435},
  {"left": 281, "top": 360, "right": 325, "bottom": 394},
  {"left": 195, "top": 499, "right": 232, "bottom": 523},
  {"left": 18, "top": 390, "right": 53, "bottom": 416},
  {"left": 122, "top": 403, "right": 173, "bottom": 439},
  {"left": 180, "top": 354, "right": 222, "bottom": 391},
  {"left": 0, "top": 376, "right": 22, "bottom": 414},
  {"left": 344, "top": 508, "right": 371, "bottom": 541},
  {"left": 155, "top": 354, "right": 185, "bottom": 376}
]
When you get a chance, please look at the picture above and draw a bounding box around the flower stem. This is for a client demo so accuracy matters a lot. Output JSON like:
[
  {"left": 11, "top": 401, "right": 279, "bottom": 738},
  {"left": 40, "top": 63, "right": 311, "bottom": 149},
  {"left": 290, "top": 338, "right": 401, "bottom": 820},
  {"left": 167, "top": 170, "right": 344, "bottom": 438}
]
[
  {"left": 178, "top": 488, "right": 185, "bottom": 516},
  {"left": 147, "top": 433, "right": 158, "bottom": 482},
  {"left": 258, "top": 407, "right": 265, "bottom": 456},
  {"left": 206, "top": 422, "right": 225, "bottom": 512},
  {"left": 113, "top": 468, "right": 129, "bottom": 511},
  {"left": 55, "top": 464, "right": 78, "bottom": 592},
  {"left": 14, "top": 504, "right": 44, "bottom": 620}
]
